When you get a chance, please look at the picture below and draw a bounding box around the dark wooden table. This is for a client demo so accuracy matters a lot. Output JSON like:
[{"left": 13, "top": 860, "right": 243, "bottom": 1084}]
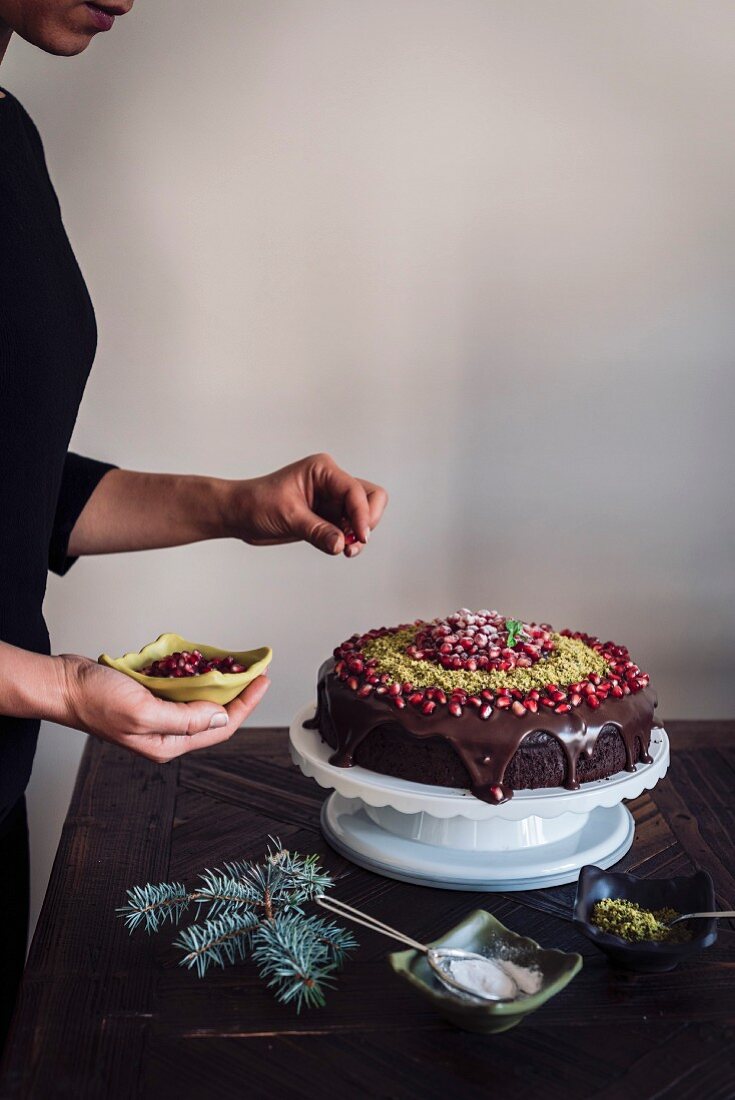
[{"left": 1, "top": 722, "right": 734, "bottom": 1099}]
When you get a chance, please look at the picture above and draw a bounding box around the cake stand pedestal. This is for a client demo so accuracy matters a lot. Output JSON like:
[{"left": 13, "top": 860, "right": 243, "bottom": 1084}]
[{"left": 289, "top": 704, "right": 670, "bottom": 891}]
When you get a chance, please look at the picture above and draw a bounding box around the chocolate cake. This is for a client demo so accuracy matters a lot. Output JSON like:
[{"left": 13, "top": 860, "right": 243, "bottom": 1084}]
[{"left": 306, "top": 610, "right": 658, "bottom": 805}]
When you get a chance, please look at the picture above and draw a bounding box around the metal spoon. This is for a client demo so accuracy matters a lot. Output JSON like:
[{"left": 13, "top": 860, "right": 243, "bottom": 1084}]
[
  {"left": 315, "top": 894, "right": 519, "bottom": 1002},
  {"left": 666, "top": 910, "right": 735, "bottom": 927}
]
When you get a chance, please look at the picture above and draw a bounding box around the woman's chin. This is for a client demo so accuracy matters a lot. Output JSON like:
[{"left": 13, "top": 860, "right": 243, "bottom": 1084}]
[
  {"left": 18, "top": 15, "right": 96, "bottom": 58},
  {"left": 42, "top": 34, "right": 94, "bottom": 56}
]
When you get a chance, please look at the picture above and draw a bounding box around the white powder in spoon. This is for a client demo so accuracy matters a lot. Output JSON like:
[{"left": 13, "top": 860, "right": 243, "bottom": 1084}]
[
  {"left": 447, "top": 956, "right": 543, "bottom": 1000},
  {"left": 446, "top": 958, "right": 517, "bottom": 999}
]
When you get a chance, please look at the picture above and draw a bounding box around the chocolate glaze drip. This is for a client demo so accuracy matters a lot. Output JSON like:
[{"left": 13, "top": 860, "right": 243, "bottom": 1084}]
[{"left": 306, "top": 658, "right": 658, "bottom": 804}]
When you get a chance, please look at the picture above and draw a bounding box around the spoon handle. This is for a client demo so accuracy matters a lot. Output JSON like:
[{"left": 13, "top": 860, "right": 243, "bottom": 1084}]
[
  {"left": 670, "top": 911, "right": 735, "bottom": 925},
  {"left": 315, "top": 894, "right": 428, "bottom": 952}
]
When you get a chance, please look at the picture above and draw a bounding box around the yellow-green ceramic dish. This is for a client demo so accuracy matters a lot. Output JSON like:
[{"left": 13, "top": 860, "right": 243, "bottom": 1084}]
[
  {"left": 99, "top": 633, "right": 272, "bottom": 705},
  {"left": 389, "top": 909, "right": 582, "bottom": 1034}
]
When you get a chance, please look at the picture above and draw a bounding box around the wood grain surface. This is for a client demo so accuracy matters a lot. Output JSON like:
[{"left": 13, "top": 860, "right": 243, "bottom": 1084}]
[{"left": 1, "top": 721, "right": 733, "bottom": 1099}]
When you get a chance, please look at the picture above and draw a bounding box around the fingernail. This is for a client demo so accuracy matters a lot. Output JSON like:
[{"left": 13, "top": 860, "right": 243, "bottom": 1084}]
[
  {"left": 209, "top": 713, "right": 227, "bottom": 729},
  {"left": 328, "top": 532, "right": 341, "bottom": 554},
  {"left": 364, "top": 527, "right": 371, "bottom": 543}
]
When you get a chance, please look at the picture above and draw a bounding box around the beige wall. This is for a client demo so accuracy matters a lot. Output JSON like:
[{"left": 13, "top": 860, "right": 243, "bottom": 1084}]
[{"left": 4, "top": 0, "right": 734, "bottom": 932}]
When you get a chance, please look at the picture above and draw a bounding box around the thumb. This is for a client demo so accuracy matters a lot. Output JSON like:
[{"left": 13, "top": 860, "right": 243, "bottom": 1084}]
[
  {"left": 293, "top": 507, "right": 344, "bottom": 555},
  {"left": 144, "top": 696, "right": 229, "bottom": 736}
]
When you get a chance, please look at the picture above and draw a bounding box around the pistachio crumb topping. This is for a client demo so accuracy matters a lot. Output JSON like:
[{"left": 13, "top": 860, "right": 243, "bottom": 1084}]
[
  {"left": 590, "top": 898, "right": 692, "bottom": 944},
  {"left": 363, "top": 627, "right": 607, "bottom": 693}
]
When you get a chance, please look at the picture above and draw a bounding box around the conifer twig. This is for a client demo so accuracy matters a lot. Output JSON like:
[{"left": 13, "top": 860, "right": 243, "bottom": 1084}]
[{"left": 118, "top": 839, "right": 356, "bottom": 1010}]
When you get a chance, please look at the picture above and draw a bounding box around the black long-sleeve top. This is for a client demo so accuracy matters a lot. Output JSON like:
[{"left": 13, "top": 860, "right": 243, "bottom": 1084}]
[{"left": 0, "top": 87, "right": 115, "bottom": 823}]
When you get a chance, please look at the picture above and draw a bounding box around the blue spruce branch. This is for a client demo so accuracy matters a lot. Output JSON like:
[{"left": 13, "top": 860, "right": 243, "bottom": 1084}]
[
  {"left": 194, "top": 871, "right": 262, "bottom": 919},
  {"left": 252, "top": 913, "right": 359, "bottom": 1012},
  {"left": 119, "top": 839, "right": 357, "bottom": 1010},
  {"left": 175, "top": 911, "right": 259, "bottom": 978},
  {"left": 118, "top": 882, "right": 192, "bottom": 933}
]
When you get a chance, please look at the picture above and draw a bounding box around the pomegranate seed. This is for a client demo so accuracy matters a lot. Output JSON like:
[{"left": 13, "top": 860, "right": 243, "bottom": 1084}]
[
  {"left": 611, "top": 685, "right": 624, "bottom": 698},
  {"left": 393, "top": 697, "right": 407, "bottom": 710},
  {"left": 541, "top": 697, "right": 556, "bottom": 708},
  {"left": 422, "top": 700, "right": 437, "bottom": 715},
  {"left": 341, "top": 519, "right": 358, "bottom": 546},
  {"left": 346, "top": 677, "right": 359, "bottom": 692},
  {"left": 511, "top": 701, "right": 527, "bottom": 717},
  {"left": 388, "top": 682, "right": 401, "bottom": 697},
  {"left": 525, "top": 699, "right": 538, "bottom": 713},
  {"left": 496, "top": 696, "right": 511, "bottom": 709},
  {"left": 411, "top": 611, "right": 554, "bottom": 674},
  {"left": 449, "top": 702, "right": 463, "bottom": 718},
  {"left": 142, "top": 649, "right": 249, "bottom": 678},
  {"left": 409, "top": 692, "right": 424, "bottom": 707},
  {"left": 586, "top": 694, "right": 601, "bottom": 709},
  {"left": 570, "top": 693, "right": 582, "bottom": 706},
  {"left": 479, "top": 704, "right": 493, "bottom": 720},
  {"left": 468, "top": 696, "right": 482, "bottom": 708},
  {"left": 555, "top": 703, "right": 571, "bottom": 713},
  {"left": 489, "top": 785, "right": 504, "bottom": 802},
  {"left": 356, "top": 684, "right": 373, "bottom": 698}
]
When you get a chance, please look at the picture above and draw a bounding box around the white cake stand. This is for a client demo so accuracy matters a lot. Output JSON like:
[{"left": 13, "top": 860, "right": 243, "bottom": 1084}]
[{"left": 289, "top": 703, "right": 670, "bottom": 891}]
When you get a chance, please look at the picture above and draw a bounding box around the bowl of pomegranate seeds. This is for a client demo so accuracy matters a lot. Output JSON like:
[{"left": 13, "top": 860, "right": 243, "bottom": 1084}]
[{"left": 98, "top": 633, "right": 272, "bottom": 703}]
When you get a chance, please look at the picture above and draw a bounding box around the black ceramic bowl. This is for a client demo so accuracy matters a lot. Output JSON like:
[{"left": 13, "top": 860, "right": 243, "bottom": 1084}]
[{"left": 573, "top": 864, "right": 717, "bottom": 972}]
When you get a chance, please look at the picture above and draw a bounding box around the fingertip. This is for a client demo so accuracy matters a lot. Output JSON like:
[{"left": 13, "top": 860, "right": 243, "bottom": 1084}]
[{"left": 208, "top": 712, "right": 228, "bottom": 729}]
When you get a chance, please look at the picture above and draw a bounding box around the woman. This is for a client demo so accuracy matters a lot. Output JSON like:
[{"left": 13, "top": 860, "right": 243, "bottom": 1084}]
[{"left": 0, "top": 0, "right": 388, "bottom": 1046}]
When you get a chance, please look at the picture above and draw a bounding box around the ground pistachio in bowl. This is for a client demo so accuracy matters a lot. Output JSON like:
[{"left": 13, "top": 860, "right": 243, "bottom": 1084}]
[
  {"left": 99, "top": 633, "right": 272, "bottom": 705},
  {"left": 590, "top": 898, "right": 692, "bottom": 944}
]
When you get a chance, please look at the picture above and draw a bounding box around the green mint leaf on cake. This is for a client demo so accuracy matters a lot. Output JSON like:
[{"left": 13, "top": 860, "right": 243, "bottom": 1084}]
[{"left": 505, "top": 619, "right": 527, "bottom": 648}]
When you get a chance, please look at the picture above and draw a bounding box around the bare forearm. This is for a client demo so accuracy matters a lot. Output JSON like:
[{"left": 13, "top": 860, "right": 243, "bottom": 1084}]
[
  {"left": 0, "top": 642, "right": 69, "bottom": 724},
  {"left": 67, "top": 469, "right": 236, "bottom": 556},
  {"left": 67, "top": 453, "right": 388, "bottom": 559}
]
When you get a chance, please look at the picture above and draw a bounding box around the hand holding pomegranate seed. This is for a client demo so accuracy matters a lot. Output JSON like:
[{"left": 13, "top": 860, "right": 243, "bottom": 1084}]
[
  {"left": 222, "top": 453, "right": 388, "bottom": 558},
  {"left": 57, "top": 655, "right": 270, "bottom": 764}
]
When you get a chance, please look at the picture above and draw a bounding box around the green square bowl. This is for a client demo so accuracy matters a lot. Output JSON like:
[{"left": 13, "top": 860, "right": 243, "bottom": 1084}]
[
  {"left": 99, "top": 633, "right": 272, "bottom": 705},
  {"left": 389, "top": 909, "right": 582, "bottom": 1034}
]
